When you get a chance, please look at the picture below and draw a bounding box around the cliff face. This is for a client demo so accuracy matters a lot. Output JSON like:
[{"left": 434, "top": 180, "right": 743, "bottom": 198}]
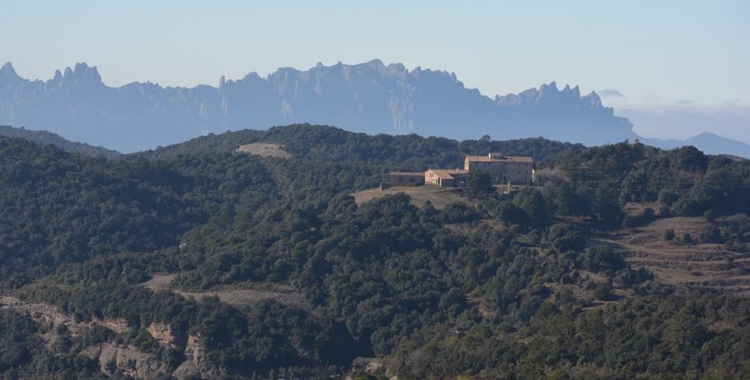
[
  {"left": 82, "top": 344, "right": 168, "bottom": 379},
  {"left": 0, "top": 61, "right": 635, "bottom": 152},
  {"left": 0, "top": 296, "right": 216, "bottom": 380},
  {"left": 0, "top": 296, "right": 132, "bottom": 336}
]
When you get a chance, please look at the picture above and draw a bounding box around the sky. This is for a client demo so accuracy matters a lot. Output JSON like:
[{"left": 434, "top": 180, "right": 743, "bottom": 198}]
[{"left": 3, "top": 0, "right": 749, "bottom": 139}]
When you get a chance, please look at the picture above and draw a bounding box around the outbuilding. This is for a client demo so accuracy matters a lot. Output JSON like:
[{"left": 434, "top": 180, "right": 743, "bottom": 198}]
[
  {"left": 424, "top": 169, "right": 468, "bottom": 187},
  {"left": 389, "top": 172, "right": 425, "bottom": 186}
]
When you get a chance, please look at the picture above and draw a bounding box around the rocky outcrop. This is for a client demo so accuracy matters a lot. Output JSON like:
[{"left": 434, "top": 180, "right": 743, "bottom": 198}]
[
  {"left": 0, "top": 296, "right": 228, "bottom": 379},
  {"left": 0, "top": 296, "right": 133, "bottom": 336},
  {"left": 172, "top": 359, "right": 201, "bottom": 380},
  {"left": 144, "top": 323, "right": 219, "bottom": 378},
  {"left": 148, "top": 322, "right": 185, "bottom": 349},
  {"left": 83, "top": 343, "right": 168, "bottom": 379},
  {"left": 183, "top": 333, "right": 221, "bottom": 377},
  {"left": 348, "top": 358, "right": 398, "bottom": 380},
  {"left": 1, "top": 297, "right": 184, "bottom": 379},
  {"left": 144, "top": 324, "right": 216, "bottom": 380}
]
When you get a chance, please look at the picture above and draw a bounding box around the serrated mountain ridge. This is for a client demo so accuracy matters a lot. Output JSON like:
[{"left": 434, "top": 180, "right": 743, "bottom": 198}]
[{"left": 0, "top": 60, "right": 744, "bottom": 157}]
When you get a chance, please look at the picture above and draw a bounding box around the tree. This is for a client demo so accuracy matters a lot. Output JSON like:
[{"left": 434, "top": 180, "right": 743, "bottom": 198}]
[
  {"left": 513, "top": 188, "right": 549, "bottom": 228},
  {"left": 593, "top": 278, "right": 613, "bottom": 300},
  {"left": 497, "top": 202, "right": 530, "bottom": 227},
  {"left": 466, "top": 171, "right": 493, "bottom": 197},
  {"left": 591, "top": 180, "right": 623, "bottom": 224}
]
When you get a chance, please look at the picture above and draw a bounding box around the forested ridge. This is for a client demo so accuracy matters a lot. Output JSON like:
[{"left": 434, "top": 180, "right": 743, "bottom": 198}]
[
  {"left": 0, "top": 125, "right": 119, "bottom": 158},
  {"left": 1, "top": 124, "right": 750, "bottom": 379}
]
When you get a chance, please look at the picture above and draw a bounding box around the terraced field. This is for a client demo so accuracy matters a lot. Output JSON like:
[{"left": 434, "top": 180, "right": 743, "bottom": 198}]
[
  {"left": 592, "top": 217, "right": 750, "bottom": 295},
  {"left": 354, "top": 187, "right": 750, "bottom": 295}
]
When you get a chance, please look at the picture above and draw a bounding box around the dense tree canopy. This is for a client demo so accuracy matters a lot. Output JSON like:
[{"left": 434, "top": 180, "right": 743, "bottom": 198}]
[{"left": 1, "top": 125, "right": 750, "bottom": 379}]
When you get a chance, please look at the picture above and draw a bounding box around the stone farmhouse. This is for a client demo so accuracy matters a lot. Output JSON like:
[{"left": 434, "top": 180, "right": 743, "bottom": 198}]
[
  {"left": 464, "top": 154, "right": 534, "bottom": 185},
  {"left": 389, "top": 154, "right": 534, "bottom": 188}
]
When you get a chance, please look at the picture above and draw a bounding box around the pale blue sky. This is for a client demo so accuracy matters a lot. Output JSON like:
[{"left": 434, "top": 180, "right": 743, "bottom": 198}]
[{"left": 3, "top": 0, "right": 748, "bottom": 108}]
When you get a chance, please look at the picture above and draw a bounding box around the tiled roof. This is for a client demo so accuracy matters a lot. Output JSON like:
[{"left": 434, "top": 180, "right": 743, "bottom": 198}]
[
  {"left": 390, "top": 171, "right": 424, "bottom": 176},
  {"left": 465, "top": 155, "right": 533, "bottom": 163},
  {"left": 427, "top": 169, "right": 468, "bottom": 179}
]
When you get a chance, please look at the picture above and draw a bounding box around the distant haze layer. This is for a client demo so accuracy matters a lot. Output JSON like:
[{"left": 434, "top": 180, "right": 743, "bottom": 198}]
[{"left": 621, "top": 106, "right": 750, "bottom": 145}]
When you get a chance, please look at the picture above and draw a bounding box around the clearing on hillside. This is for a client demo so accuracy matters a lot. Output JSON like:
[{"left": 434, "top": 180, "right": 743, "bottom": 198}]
[
  {"left": 592, "top": 217, "right": 750, "bottom": 295},
  {"left": 142, "top": 274, "right": 312, "bottom": 310},
  {"left": 352, "top": 185, "right": 470, "bottom": 210},
  {"left": 236, "top": 143, "right": 292, "bottom": 158}
]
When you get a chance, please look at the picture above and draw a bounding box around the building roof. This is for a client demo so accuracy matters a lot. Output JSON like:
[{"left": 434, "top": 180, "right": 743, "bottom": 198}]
[
  {"left": 426, "top": 169, "right": 468, "bottom": 180},
  {"left": 465, "top": 155, "right": 533, "bottom": 163},
  {"left": 390, "top": 171, "right": 425, "bottom": 176}
]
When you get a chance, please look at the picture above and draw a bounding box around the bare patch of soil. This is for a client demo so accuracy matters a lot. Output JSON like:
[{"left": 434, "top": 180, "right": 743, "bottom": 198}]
[
  {"left": 143, "top": 274, "right": 312, "bottom": 310},
  {"left": 236, "top": 143, "right": 292, "bottom": 158}
]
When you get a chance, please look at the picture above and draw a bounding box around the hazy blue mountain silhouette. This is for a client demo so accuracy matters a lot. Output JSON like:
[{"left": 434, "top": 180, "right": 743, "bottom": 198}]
[
  {"left": 643, "top": 132, "right": 750, "bottom": 159},
  {"left": 1, "top": 60, "right": 748, "bottom": 158}
]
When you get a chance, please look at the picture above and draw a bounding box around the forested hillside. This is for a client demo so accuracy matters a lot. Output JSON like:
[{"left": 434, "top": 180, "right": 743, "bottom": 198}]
[
  {"left": 0, "top": 125, "right": 120, "bottom": 157},
  {"left": 1, "top": 125, "right": 750, "bottom": 379}
]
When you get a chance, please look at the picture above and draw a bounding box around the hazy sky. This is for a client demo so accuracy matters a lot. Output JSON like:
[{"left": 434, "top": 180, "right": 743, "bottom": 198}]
[{"left": 3, "top": 0, "right": 748, "bottom": 109}]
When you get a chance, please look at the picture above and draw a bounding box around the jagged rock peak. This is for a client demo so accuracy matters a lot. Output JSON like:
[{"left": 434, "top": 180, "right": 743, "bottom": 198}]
[
  {"left": 53, "top": 63, "right": 103, "bottom": 87},
  {"left": 309, "top": 62, "right": 338, "bottom": 72},
  {"left": 541, "top": 81, "right": 558, "bottom": 91},
  {"left": 272, "top": 66, "right": 301, "bottom": 76},
  {"left": 61, "top": 62, "right": 99, "bottom": 77},
  {"left": 1, "top": 62, "right": 15, "bottom": 72},
  {"left": 241, "top": 72, "right": 262, "bottom": 81},
  {"left": 495, "top": 82, "right": 607, "bottom": 108},
  {"left": 562, "top": 84, "right": 581, "bottom": 98},
  {"left": 0, "top": 62, "right": 19, "bottom": 80},
  {"left": 73, "top": 62, "right": 90, "bottom": 75},
  {"left": 583, "top": 91, "right": 602, "bottom": 108},
  {"left": 534, "top": 82, "right": 592, "bottom": 100},
  {"left": 45, "top": 69, "right": 65, "bottom": 90},
  {"left": 387, "top": 63, "right": 406, "bottom": 73},
  {"left": 364, "top": 59, "right": 386, "bottom": 71}
]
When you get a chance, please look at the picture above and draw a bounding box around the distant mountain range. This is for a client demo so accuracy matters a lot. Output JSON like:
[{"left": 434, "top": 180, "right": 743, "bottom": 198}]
[
  {"left": 641, "top": 132, "right": 750, "bottom": 159},
  {"left": 1, "top": 60, "right": 748, "bottom": 157}
]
